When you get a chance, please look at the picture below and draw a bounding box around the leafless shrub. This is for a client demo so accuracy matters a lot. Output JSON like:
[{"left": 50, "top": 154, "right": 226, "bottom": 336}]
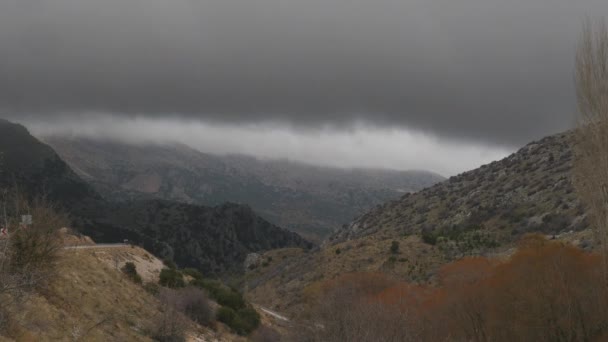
[
  {"left": 0, "top": 190, "right": 67, "bottom": 295},
  {"left": 174, "top": 287, "right": 214, "bottom": 326},
  {"left": 148, "top": 306, "right": 187, "bottom": 342},
  {"left": 0, "top": 189, "right": 67, "bottom": 335},
  {"left": 148, "top": 287, "right": 214, "bottom": 341},
  {"left": 573, "top": 17, "right": 608, "bottom": 280},
  {"left": 301, "top": 274, "right": 421, "bottom": 342}
]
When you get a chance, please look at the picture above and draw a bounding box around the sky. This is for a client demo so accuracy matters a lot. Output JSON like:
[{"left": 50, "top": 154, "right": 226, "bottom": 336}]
[{"left": 1, "top": 0, "right": 605, "bottom": 175}]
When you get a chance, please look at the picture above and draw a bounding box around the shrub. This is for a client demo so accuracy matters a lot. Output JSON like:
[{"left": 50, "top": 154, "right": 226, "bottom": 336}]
[
  {"left": 217, "top": 306, "right": 236, "bottom": 325},
  {"left": 121, "top": 262, "right": 142, "bottom": 284},
  {"left": 421, "top": 231, "right": 438, "bottom": 245},
  {"left": 175, "top": 287, "right": 214, "bottom": 326},
  {"left": 148, "top": 308, "right": 186, "bottom": 342},
  {"left": 390, "top": 241, "right": 400, "bottom": 254},
  {"left": 214, "top": 287, "right": 245, "bottom": 310},
  {"left": 191, "top": 279, "right": 245, "bottom": 310},
  {"left": 232, "top": 307, "right": 261, "bottom": 335},
  {"left": 144, "top": 282, "right": 160, "bottom": 295},
  {"left": 162, "top": 259, "right": 177, "bottom": 269},
  {"left": 159, "top": 268, "right": 185, "bottom": 288},
  {"left": 335, "top": 248, "right": 341, "bottom": 255},
  {"left": 0, "top": 192, "right": 68, "bottom": 296},
  {"left": 217, "top": 306, "right": 260, "bottom": 336},
  {"left": 182, "top": 268, "right": 203, "bottom": 280}
]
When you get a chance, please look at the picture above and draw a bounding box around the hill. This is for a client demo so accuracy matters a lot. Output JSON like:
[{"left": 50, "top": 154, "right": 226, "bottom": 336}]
[
  {"left": 1, "top": 232, "right": 249, "bottom": 341},
  {"left": 330, "top": 132, "right": 587, "bottom": 252},
  {"left": 0, "top": 119, "right": 310, "bottom": 275},
  {"left": 242, "top": 131, "right": 596, "bottom": 321},
  {"left": 43, "top": 136, "right": 444, "bottom": 241}
]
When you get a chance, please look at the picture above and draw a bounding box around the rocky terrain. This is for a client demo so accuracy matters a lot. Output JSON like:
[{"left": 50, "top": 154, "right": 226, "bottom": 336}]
[
  {"left": 43, "top": 136, "right": 444, "bottom": 242},
  {"left": 243, "top": 131, "right": 596, "bottom": 319},
  {"left": 330, "top": 132, "right": 587, "bottom": 256}
]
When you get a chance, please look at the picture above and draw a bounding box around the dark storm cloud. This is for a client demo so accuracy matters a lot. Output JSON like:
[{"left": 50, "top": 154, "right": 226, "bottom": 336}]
[{"left": 0, "top": 0, "right": 605, "bottom": 146}]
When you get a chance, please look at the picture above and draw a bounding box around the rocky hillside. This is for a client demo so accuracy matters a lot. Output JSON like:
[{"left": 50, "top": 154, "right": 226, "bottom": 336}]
[
  {"left": 0, "top": 119, "right": 310, "bottom": 275},
  {"left": 1, "top": 233, "right": 248, "bottom": 341},
  {"left": 330, "top": 132, "right": 587, "bottom": 255},
  {"left": 242, "top": 132, "right": 595, "bottom": 322},
  {"left": 43, "top": 137, "right": 444, "bottom": 241}
]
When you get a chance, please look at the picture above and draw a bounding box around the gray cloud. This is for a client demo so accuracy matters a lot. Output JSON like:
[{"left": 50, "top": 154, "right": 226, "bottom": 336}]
[
  {"left": 0, "top": 0, "right": 603, "bottom": 146},
  {"left": 26, "top": 116, "right": 511, "bottom": 176}
]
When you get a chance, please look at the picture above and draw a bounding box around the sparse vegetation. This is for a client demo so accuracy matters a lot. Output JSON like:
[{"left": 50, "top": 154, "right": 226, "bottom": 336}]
[
  {"left": 390, "top": 240, "right": 399, "bottom": 254},
  {"left": 306, "top": 235, "right": 608, "bottom": 341},
  {"left": 121, "top": 262, "right": 142, "bottom": 284},
  {"left": 0, "top": 190, "right": 68, "bottom": 336}
]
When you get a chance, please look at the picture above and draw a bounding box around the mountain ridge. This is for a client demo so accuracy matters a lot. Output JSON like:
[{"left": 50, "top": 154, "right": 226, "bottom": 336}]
[
  {"left": 0, "top": 119, "right": 310, "bottom": 275},
  {"left": 42, "top": 135, "right": 444, "bottom": 241}
]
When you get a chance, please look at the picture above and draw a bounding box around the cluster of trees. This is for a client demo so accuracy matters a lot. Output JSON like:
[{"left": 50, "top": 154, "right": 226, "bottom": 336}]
[
  {"left": 304, "top": 235, "right": 608, "bottom": 342},
  {"left": 143, "top": 259, "right": 260, "bottom": 338}
]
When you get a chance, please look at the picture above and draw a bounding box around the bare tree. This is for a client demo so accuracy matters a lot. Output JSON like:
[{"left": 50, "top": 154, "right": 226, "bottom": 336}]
[
  {"left": 573, "top": 17, "right": 608, "bottom": 281},
  {"left": 0, "top": 188, "right": 67, "bottom": 333}
]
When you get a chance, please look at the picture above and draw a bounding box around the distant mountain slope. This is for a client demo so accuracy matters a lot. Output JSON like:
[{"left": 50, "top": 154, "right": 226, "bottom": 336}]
[
  {"left": 0, "top": 119, "right": 310, "bottom": 274},
  {"left": 96, "top": 200, "right": 310, "bottom": 274},
  {"left": 0, "top": 119, "right": 101, "bottom": 209},
  {"left": 330, "top": 132, "right": 587, "bottom": 252},
  {"left": 43, "top": 137, "right": 444, "bottom": 241}
]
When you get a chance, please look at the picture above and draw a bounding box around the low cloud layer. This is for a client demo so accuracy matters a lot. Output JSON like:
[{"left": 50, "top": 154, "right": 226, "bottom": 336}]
[
  {"left": 26, "top": 116, "right": 510, "bottom": 176},
  {"left": 0, "top": 0, "right": 601, "bottom": 146}
]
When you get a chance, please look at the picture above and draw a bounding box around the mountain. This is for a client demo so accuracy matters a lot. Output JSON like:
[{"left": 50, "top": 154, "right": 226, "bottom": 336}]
[
  {"left": 0, "top": 119, "right": 310, "bottom": 274},
  {"left": 43, "top": 136, "right": 444, "bottom": 241},
  {"left": 329, "top": 132, "right": 587, "bottom": 250},
  {"left": 0, "top": 119, "right": 101, "bottom": 210}
]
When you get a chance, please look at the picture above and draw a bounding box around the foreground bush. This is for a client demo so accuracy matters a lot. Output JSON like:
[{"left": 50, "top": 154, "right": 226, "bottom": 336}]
[
  {"left": 0, "top": 191, "right": 68, "bottom": 335},
  {"left": 307, "top": 234, "right": 608, "bottom": 342},
  {"left": 159, "top": 268, "right": 185, "bottom": 288},
  {"left": 191, "top": 279, "right": 245, "bottom": 310},
  {"left": 216, "top": 306, "right": 260, "bottom": 335},
  {"left": 121, "top": 262, "right": 142, "bottom": 284}
]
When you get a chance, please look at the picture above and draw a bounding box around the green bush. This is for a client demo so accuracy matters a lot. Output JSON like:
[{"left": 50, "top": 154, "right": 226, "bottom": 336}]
[
  {"left": 159, "top": 268, "right": 185, "bottom": 288},
  {"left": 217, "top": 306, "right": 236, "bottom": 325},
  {"left": 421, "top": 231, "right": 438, "bottom": 245},
  {"left": 182, "top": 268, "right": 203, "bottom": 280},
  {"left": 191, "top": 279, "right": 245, "bottom": 310},
  {"left": 232, "top": 307, "right": 261, "bottom": 335},
  {"left": 214, "top": 287, "right": 245, "bottom": 310},
  {"left": 162, "top": 259, "right": 177, "bottom": 269},
  {"left": 216, "top": 306, "right": 260, "bottom": 336},
  {"left": 121, "top": 262, "right": 142, "bottom": 284},
  {"left": 390, "top": 240, "right": 400, "bottom": 254}
]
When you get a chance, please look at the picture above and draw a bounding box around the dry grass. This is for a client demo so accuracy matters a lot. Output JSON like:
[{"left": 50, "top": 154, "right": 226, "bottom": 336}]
[
  {"left": 1, "top": 243, "right": 247, "bottom": 341},
  {"left": 244, "top": 236, "right": 448, "bottom": 321},
  {"left": 1, "top": 248, "right": 161, "bottom": 341},
  {"left": 92, "top": 246, "right": 164, "bottom": 283}
]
